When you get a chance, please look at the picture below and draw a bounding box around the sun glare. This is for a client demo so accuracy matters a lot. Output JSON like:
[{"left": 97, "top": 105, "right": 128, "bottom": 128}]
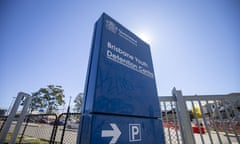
[{"left": 137, "top": 31, "right": 153, "bottom": 45}]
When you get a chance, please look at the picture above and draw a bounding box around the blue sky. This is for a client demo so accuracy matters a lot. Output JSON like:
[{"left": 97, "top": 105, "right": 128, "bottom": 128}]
[{"left": 1, "top": 0, "right": 240, "bottom": 109}]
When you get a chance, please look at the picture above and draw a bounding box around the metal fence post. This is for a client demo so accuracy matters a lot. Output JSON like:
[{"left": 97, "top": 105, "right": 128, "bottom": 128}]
[
  {"left": 172, "top": 87, "right": 195, "bottom": 144},
  {"left": 10, "top": 94, "right": 32, "bottom": 144},
  {"left": 0, "top": 92, "right": 25, "bottom": 143}
]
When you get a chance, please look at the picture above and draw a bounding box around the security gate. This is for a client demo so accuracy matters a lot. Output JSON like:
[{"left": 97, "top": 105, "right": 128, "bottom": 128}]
[
  {"left": 0, "top": 89, "right": 239, "bottom": 143},
  {"left": 160, "top": 88, "right": 240, "bottom": 144}
]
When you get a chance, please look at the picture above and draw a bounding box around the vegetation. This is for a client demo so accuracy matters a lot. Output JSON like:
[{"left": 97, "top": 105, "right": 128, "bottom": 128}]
[
  {"left": 31, "top": 85, "right": 65, "bottom": 113},
  {"left": 5, "top": 134, "right": 48, "bottom": 144},
  {"left": 73, "top": 93, "right": 83, "bottom": 113}
]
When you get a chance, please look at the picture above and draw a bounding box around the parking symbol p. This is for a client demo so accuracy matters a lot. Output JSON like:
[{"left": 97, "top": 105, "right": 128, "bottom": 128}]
[{"left": 129, "top": 124, "right": 141, "bottom": 142}]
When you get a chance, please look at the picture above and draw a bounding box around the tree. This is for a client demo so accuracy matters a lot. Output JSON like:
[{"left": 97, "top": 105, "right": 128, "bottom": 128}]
[
  {"left": 73, "top": 93, "right": 83, "bottom": 113},
  {"left": 31, "top": 85, "right": 65, "bottom": 113}
]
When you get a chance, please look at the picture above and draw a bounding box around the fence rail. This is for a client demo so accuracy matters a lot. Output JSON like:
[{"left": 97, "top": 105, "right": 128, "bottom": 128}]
[
  {"left": 1, "top": 90, "right": 240, "bottom": 143},
  {"left": 160, "top": 89, "right": 240, "bottom": 144},
  {"left": 0, "top": 113, "right": 81, "bottom": 144}
]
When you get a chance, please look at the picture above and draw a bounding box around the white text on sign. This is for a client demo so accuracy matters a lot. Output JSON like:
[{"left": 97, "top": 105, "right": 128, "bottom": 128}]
[{"left": 129, "top": 124, "right": 142, "bottom": 142}]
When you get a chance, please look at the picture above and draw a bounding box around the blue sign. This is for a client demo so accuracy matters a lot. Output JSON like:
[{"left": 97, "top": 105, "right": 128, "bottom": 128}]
[
  {"left": 78, "top": 13, "right": 165, "bottom": 144},
  {"left": 78, "top": 114, "right": 165, "bottom": 144},
  {"left": 82, "top": 13, "right": 160, "bottom": 118}
]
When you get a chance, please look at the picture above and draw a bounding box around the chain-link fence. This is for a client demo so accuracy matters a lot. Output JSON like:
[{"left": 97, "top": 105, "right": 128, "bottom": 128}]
[
  {"left": 0, "top": 116, "right": 7, "bottom": 133},
  {"left": 160, "top": 91, "right": 240, "bottom": 144},
  {"left": 21, "top": 114, "right": 57, "bottom": 143},
  {"left": 160, "top": 100, "right": 182, "bottom": 144},
  {"left": 1, "top": 92, "right": 239, "bottom": 144},
  {"left": 0, "top": 113, "right": 81, "bottom": 144},
  {"left": 51, "top": 113, "right": 81, "bottom": 144}
]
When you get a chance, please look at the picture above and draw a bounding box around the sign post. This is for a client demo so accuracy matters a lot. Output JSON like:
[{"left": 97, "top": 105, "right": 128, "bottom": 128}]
[{"left": 77, "top": 13, "right": 165, "bottom": 144}]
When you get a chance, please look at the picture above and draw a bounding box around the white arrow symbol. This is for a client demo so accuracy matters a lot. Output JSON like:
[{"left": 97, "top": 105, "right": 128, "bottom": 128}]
[{"left": 101, "top": 123, "right": 121, "bottom": 144}]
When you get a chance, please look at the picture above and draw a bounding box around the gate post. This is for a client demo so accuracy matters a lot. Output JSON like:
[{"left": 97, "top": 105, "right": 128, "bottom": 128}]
[
  {"left": 10, "top": 94, "right": 32, "bottom": 144},
  {"left": 0, "top": 92, "right": 31, "bottom": 143},
  {"left": 172, "top": 88, "right": 195, "bottom": 144}
]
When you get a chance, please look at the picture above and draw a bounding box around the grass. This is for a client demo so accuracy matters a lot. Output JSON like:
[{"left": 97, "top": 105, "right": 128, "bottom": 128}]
[{"left": 4, "top": 133, "right": 49, "bottom": 144}]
